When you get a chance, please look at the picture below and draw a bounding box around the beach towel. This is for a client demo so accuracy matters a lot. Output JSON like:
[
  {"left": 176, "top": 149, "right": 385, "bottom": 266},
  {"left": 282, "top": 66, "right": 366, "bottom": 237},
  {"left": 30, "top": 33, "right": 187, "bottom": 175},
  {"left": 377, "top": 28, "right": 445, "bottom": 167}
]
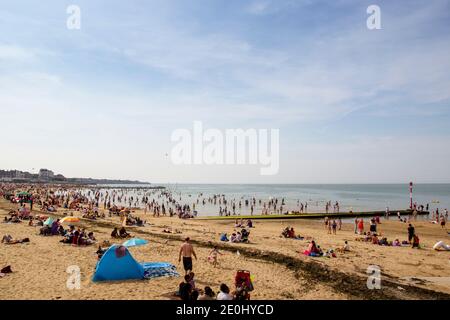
[{"left": 142, "top": 262, "right": 179, "bottom": 279}]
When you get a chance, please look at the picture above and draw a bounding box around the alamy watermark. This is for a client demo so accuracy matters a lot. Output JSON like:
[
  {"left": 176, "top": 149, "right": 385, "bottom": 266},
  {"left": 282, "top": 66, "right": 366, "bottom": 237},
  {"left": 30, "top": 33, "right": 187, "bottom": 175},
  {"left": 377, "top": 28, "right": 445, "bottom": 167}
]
[
  {"left": 171, "top": 121, "right": 279, "bottom": 175},
  {"left": 66, "top": 265, "right": 81, "bottom": 290},
  {"left": 367, "top": 5, "right": 381, "bottom": 30},
  {"left": 66, "top": 5, "right": 81, "bottom": 30},
  {"left": 366, "top": 265, "right": 381, "bottom": 289}
]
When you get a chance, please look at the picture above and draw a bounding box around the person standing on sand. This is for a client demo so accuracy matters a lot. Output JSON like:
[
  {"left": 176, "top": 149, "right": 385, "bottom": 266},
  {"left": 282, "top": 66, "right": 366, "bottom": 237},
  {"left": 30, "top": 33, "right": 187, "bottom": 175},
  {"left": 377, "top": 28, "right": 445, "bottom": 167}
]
[
  {"left": 332, "top": 220, "right": 337, "bottom": 235},
  {"left": 179, "top": 237, "right": 197, "bottom": 275},
  {"left": 354, "top": 217, "right": 358, "bottom": 234},
  {"left": 357, "top": 219, "right": 364, "bottom": 235},
  {"left": 407, "top": 224, "right": 415, "bottom": 243}
]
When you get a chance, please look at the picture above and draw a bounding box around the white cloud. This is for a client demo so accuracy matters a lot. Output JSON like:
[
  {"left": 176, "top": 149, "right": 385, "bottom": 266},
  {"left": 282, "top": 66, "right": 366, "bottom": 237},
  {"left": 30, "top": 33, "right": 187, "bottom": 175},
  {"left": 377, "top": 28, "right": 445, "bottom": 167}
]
[
  {"left": 0, "top": 44, "right": 36, "bottom": 62},
  {"left": 246, "top": 1, "right": 272, "bottom": 15}
]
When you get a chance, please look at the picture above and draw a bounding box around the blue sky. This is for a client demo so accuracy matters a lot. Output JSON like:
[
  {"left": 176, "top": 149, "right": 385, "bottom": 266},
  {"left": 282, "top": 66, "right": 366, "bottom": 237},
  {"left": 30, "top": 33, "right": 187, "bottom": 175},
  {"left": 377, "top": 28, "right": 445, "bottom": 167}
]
[{"left": 1, "top": 0, "right": 449, "bottom": 183}]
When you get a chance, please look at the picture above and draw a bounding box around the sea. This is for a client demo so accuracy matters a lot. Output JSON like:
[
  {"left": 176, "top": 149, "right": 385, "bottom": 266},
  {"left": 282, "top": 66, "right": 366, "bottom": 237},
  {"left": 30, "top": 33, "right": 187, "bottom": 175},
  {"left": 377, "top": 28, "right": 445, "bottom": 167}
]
[{"left": 92, "top": 183, "right": 450, "bottom": 217}]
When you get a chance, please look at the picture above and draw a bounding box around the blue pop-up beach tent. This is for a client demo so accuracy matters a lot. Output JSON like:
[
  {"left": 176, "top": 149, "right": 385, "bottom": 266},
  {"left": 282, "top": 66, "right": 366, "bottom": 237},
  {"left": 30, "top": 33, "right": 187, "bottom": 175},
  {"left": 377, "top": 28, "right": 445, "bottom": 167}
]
[{"left": 92, "top": 245, "right": 178, "bottom": 282}]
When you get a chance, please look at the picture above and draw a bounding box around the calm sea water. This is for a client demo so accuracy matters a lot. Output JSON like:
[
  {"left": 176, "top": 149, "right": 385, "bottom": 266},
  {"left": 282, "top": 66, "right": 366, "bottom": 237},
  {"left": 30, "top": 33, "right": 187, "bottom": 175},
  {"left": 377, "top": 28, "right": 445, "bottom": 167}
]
[{"left": 96, "top": 184, "right": 450, "bottom": 217}]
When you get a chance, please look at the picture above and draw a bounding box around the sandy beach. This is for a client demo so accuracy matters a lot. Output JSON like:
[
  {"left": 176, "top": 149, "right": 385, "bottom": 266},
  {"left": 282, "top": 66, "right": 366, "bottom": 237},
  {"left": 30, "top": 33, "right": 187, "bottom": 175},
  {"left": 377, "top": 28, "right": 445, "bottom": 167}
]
[{"left": 1, "top": 196, "right": 449, "bottom": 300}]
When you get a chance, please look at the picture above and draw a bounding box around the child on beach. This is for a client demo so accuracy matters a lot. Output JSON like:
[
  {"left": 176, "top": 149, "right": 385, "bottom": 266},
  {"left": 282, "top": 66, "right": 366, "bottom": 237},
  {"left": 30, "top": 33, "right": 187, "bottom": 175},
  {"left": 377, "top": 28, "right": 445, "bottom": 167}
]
[
  {"left": 412, "top": 234, "right": 420, "bottom": 249},
  {"left": 188, "top": 272, "right": 196, "bottom": 290},
  {"left": 357, "top": 219, "right": 364, "bottom": 234},
  {"left": 208, "top": 246, "right": 223, "bottom": 267},
  {"left": 332, "top": 220, "right": 337, "bottom": 234}
]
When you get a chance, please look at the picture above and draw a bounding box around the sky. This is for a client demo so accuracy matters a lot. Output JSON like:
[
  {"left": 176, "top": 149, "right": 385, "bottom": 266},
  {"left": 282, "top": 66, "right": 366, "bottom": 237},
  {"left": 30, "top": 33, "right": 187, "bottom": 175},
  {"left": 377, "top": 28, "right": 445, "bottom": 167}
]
[{"left": 0, "top": 0, "right": 449, "bottom": 183}]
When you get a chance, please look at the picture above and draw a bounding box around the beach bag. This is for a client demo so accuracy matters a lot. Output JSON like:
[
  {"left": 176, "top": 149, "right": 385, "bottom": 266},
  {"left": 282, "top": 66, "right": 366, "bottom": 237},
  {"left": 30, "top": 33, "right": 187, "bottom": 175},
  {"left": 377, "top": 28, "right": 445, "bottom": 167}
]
[{"left": 1, "top": 265, "right": 12, "bottom": 273}]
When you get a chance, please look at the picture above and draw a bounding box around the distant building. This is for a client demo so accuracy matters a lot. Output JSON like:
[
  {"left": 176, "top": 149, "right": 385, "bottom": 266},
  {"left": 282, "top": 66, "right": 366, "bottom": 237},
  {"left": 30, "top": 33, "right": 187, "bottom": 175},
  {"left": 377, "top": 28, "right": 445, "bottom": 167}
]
[
  {"left": 54, "top": 174, "right": 66, "bottom": 181},
  {"left": 39, "top": 169, "right": 54, "bottom": 180},
  {"left": 13, "top": 170, "right": 25, "bottom": 179}
]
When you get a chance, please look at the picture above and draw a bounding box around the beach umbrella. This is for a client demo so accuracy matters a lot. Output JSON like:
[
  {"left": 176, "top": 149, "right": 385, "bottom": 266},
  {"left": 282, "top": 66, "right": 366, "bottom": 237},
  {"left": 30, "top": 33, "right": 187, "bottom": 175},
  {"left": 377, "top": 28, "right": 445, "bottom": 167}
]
[
  {"left": 60, "top": 217, "right": 80, "bottom": 224},
  {"left": 122, "top": 238, "right": 149, "bottom": 247},
  {"left": 44, "top": 217, "right": 54, "bottom": 226}
]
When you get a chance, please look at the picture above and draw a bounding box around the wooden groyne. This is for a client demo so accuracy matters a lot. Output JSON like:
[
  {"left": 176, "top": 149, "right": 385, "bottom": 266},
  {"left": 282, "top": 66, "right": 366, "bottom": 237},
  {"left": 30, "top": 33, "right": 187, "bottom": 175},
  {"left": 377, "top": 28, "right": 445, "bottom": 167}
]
[{"left": 198, "top": 209, "right": 429, "bottom": 220}]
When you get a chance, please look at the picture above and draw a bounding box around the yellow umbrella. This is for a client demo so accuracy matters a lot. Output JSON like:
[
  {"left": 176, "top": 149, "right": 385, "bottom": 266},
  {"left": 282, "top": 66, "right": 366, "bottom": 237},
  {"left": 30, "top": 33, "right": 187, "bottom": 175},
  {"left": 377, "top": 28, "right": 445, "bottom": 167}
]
[{"left": 60, "top": 217, "right": 80, "bottom": 224}]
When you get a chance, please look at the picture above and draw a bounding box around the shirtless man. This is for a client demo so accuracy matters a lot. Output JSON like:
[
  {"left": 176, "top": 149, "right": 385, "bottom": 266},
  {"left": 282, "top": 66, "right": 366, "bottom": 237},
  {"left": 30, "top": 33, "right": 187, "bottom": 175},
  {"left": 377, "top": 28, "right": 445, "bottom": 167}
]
[{"left": 179, "top": 237, "right": 197, "bottom": 275}]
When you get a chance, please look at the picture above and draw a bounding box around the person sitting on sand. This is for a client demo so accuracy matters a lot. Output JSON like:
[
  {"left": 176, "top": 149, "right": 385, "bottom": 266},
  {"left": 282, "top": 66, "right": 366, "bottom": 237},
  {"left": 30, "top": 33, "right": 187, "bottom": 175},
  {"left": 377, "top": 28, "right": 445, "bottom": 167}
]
[
  {"left": 241, "top": 228, "right": 250, "bottom": 242},
  {"left": 336, "top": 240, "right": 351, "bottom": 253},
  {"left": 216, "top": 283, "right": 233, "bottom": 300},
  {"left": 317, "top": 245, "right": 324, "bottom": 256},
  {"left": 281, "top": 227, "right": 290, "bottom": 238},
  {"left": 96, "top": 246, "right": 106, "bottom": 259},
  {"left": 234, "top": 219, "right": 241, "bottom": 228},
  {"left": 372, "top": 234, "right": 379, "bottom": 245},
  {"left": 86, "top": 232, "right": 96, "bottom": 245},
  {"left": 72, "top": 231, "right": 80, "bottom": 245},
  {"left": 188, "top": 272, "right": 196, "bottom": 290},
  {"left": 229, "top": 233, "right": 238, "bottom": 243},
  {"left": 220, "top": 233, "right": 228, "bottom": 242},
  {"left": 111, "top": 227, "right": 119, "bottom": 238},
  {"left": 39, "top": 225, "right": 52, "bottom": 236},
  {"left": 287, "top": 227, "right": 295, "bottom": 238},
  {"left": 58, "top": 225, "right": 65, "bottom": 236},
  {"left": 246, "top": 219, "right": 253, "bottom": 228},
  {"left": 51, "top": 219, "right": 60, "bottom": 235},
  {"left": 393, "top": 239, "right": 401, "bottom": 246},
  {"left": 287, "top": 227, "right": 303, "bottom": 240},
  {"left": 234, "top": 282, "right": 251, "bottom": 300},
  {"left": 178, "top": 275, "right": 193, "bottom": 301},
  {"left": 119, "top": 227, "right": 131, "bottom": 238},
  {"left": 303, "top": 240, "right": 321, "bottom": 256},
  {"left": 198, "top": 286, "right": 215, "bottom": 300},
  {"left": 236, "top": 232, "right": 242, "bottom": 242}
]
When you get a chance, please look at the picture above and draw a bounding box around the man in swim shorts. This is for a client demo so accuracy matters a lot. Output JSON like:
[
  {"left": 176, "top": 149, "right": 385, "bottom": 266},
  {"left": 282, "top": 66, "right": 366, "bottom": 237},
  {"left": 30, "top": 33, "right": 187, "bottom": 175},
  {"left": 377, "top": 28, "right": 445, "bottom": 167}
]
[{"left": 179, "top": 237, "right": 197, "bottom": 275}]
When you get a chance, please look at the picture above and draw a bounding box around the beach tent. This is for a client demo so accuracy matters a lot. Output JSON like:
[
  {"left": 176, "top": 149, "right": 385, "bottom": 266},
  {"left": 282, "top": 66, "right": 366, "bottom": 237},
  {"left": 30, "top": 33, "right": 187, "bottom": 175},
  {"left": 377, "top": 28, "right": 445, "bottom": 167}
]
[
  {"left": 433, "top": 241, "right": 450, "bottom": 251},
  {"left": 92, "top": 245, "right": 178, "bottom": 282}
]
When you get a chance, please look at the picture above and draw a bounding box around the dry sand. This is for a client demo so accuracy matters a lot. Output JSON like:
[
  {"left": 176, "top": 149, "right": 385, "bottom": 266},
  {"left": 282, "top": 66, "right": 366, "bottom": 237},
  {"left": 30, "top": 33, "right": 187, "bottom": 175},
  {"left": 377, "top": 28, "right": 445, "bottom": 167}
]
[{"left": 1, "top": 199, "right": 449, "bottom": 300}]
